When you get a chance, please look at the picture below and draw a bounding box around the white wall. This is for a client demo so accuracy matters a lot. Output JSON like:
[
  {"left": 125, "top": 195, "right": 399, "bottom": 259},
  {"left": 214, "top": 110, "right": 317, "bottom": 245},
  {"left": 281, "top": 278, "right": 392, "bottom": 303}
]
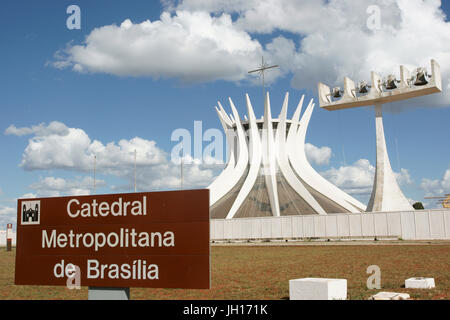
[
  {"left": 4, "top": 210, "right": 448, "bottom": 246},
  {"left": 210, "top": 210, "right": 450, "bottom": 241},
  {"left": 0, "top": 230, "right": 17, "bottom": 247}
]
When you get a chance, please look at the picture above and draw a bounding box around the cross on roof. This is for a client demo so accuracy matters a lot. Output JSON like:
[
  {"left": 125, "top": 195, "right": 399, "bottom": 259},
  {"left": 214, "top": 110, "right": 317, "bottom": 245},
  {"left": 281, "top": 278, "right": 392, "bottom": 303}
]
[{"left": 249, "top": 56, "right": 279, "bottom": 101}]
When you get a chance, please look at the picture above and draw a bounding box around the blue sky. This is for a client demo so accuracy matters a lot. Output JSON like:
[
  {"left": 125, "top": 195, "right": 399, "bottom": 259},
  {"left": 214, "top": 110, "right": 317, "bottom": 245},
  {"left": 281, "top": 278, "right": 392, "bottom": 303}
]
[{"left": 1, "top": 0, "right": 450, "bottom": 226}]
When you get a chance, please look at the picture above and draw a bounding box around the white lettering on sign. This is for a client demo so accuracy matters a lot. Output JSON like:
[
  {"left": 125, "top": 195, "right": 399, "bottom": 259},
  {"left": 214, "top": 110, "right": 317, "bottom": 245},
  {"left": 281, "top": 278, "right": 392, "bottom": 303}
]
[
  {"left": 52, "top": 259, "right": 159, "bottom": 281},
  {"left": 54, "top": 260, "right": 78, "bottom": 278},
  {"left": 42, "top": 228, "right": 175, "bottom": 251},
  {"left": 67, "top": 196, "right": 147, "bottom": 218},
  {"left": 87, "top": 259, "right": 159, "bottom": 280}
]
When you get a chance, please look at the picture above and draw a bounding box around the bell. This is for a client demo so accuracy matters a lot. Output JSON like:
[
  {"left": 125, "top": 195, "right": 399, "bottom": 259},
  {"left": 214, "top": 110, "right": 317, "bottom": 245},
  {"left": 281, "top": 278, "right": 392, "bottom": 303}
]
[
  {"left": 385, "top": 74, "right": 398, "bottom": 90},
  {"left": 358, "top": 81, "right": 370, "bottom": 94},
  {"left": 414, "top": 68, "right": 429, "bottom": 86},
  {"left": 332, "top": 87, "right": 342, "bottom": 98}
]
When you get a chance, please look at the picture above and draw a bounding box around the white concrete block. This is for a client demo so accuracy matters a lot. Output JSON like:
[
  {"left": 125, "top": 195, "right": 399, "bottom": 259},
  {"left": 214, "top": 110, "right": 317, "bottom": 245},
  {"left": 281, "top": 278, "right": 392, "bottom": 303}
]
[
  {"left": 289, "top": 278, "right": 347, "bottom": 300},
  {"left": 405, "top": 277, "right": 435, "bottom": 289},
  {"left": 369, "top": 292, "right": 410, "bottom": 300}
]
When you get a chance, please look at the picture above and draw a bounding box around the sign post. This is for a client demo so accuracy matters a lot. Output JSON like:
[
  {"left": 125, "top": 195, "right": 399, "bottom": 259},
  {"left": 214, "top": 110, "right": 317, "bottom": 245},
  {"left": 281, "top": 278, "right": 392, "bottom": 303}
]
[
  {"left": 88, "top": 287, "right": 130, "bottom": 300},
  {"left": 15, "top": 190, "right": 210, "bottom": 299},
  {"left": 6, "top": 224, "right": 12, "bottom": 251}
]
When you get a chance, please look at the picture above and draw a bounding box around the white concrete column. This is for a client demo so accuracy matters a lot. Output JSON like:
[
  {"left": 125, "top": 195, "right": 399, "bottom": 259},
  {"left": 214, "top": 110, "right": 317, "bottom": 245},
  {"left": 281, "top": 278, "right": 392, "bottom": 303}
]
[
  {"left": 366, "top": 104, "right": 413, "bottom": 212},
  {"left": 262, "top": 92, "right": 281, "bottom": 217}
]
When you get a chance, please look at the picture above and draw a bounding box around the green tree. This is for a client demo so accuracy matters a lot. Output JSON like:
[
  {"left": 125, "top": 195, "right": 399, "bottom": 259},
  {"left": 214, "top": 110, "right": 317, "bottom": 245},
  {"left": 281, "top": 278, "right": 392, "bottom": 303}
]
[{"left": 413, "top": 202, "right": 424, "bottom": 210}]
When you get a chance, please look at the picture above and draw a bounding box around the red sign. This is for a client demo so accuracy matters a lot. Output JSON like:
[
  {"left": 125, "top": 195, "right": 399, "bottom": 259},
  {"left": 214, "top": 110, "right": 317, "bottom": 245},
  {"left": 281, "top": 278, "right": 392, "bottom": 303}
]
[{"left": 15, "top": 190, "right": 210, "bottom": 289}]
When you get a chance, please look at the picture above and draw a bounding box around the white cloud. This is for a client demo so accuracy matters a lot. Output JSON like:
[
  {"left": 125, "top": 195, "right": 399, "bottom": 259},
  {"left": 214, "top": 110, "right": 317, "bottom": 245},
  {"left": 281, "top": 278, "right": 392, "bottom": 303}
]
[
  {"left": 0, "top": 210, "right": 16, "bottom": 226},
  {"left": 11, "top": 122, "right": 216, "bottom": 191},
  {"left": 287, "top": 0, "right": 450, "bottom": 109},
  {"left": 20, "top": 193, "right": 37, "bottom": 199},
  {"left": 0, "top": 206, "right": 15, "bottom": 216},
  {"left": 0, "top": 191, "right": 19, "bottom": 224},
  {"left": 395, "top": 168, "right": 413, "bottom": 186},
  {"left": 50, "top": 1, "right": 450, "bottom": 107},
  {"left": 0, "top": 205, "right": 16, "bottom": 228},
  {"left": 5, "top": 121, "right": 69, "bottom": 137},
  {"left": 320, "top": 158, "right": 412, "bottom": 196},
  {"left": 320, "top": 159, "right": 375, "bottom": 195},
  {"left": 16, "top": 123, "right": 166, "bottom": 173},
  {"left": 421, "top": 168, "right": 450, "bottom": 196},
  {"left": 0, "top": 211, "right": 16, "bottom": 226},
  {"left": 177, "top": 0, "right": 348, "bottom": 34},
  {"left": 29, "top": 176, "right": 104, "bottom": 197},
  {"left": 140, "top": 161, "right": 217, "bottom": 190},
  {"left": 305, "top": 143, "right": 332, "bottom": 166},
  {"left": 161, "top": 0, "right": 450, "bottom": 108},
  {"left": 52, "top": 11, "right": 263, "bottom": 83}
]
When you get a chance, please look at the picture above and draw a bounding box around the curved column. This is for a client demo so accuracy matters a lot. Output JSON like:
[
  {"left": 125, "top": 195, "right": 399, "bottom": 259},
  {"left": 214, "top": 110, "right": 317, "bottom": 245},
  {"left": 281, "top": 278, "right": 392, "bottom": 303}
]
[
  {"left": 289, "top": 95, "right": 305, "bottom": 132},
  {"left": 261, "top": 92, "right": 281, "bottom": 217},
  {"left": 288, "top": 98, "right": 314, "bottom": 179},
  {"left": 208, "top": 106, "right": 236, "bottom": 205},
  {"left": 366, "top": 104, "right": 412, "bottom": 212},
  {"left": 217, "top": 101, "right": 234, "bottom": 127},
  {"left": 208, "top": 98, "right": 249, "bottom": 206},
  {"left": 226, "top": 94, "right": 262, "bottom": 218},
  {"left": 216, "top": 102, "right": 236, "bottom": 167},
  {"left": 276, "top": 93, "right": 326, "bottom": 215}
]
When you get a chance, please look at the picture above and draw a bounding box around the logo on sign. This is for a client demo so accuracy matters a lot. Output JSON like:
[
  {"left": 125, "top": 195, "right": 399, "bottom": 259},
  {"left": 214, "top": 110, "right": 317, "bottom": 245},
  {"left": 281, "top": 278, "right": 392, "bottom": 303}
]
[{"left": 21, "top": 200, "right": 41, "bottom": 225}]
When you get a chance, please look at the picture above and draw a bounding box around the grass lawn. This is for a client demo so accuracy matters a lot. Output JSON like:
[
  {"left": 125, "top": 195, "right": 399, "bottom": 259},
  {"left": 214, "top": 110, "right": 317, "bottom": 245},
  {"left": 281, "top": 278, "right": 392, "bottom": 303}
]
[{"left": 1, "top": 243, "right": 449, "bottom": 300}]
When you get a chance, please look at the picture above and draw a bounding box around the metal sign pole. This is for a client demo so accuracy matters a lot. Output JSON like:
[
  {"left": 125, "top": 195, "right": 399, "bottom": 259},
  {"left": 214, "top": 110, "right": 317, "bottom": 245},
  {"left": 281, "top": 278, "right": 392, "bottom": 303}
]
[
  {"left": 134, "top": 149, "right": 137, "bottom": 193},
  {"left": 88, "top": 287, "right": 130, "bottom": 300}
]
